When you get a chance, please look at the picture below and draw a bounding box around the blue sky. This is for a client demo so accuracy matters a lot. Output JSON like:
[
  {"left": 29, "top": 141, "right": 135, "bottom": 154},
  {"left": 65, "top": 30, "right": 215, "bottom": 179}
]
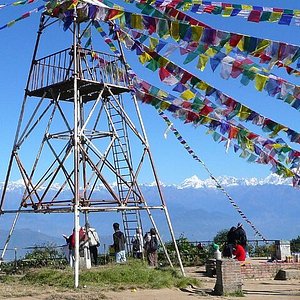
[{"left": 0, "top": 0, "right": 300, "bottom": 185}]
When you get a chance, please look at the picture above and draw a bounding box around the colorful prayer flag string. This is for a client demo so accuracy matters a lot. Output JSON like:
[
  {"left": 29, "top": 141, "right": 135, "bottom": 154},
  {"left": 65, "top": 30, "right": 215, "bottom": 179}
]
[
  {"left": 118, "top": 28, "right": 300, "bottom": 149},
  {"left": 0, "top": 0, "right": 36, "bottom": 10},
  {"left": 0, "top": 5, "right": 44, "bottom": 31},
  {"left": 122, "top": 26, "right": 300, "bottom": 113},
  {"left": 132, "top": 78, "right": 300, "bottom": 179},
  {"left": 131, "top": 0, "right": 300, "bottom": 26},
  {"left": 158, "top": 110, "right": 268, "bottom": 242}
]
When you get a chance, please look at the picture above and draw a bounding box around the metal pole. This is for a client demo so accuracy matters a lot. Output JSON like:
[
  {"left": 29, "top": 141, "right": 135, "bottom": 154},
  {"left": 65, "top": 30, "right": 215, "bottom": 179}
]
[
  {"left": 143, "top": 203, "right": 173, "bottom": 268},
  {"left": 0, "top": 208, "right": 21, "bottom": 262},
  {"left": 163, "top": 206, "right": 185, "bottom": 276},
  {"left": 73, "top": 9, "right": 80, "bottom": 289},
  {"left": 133, "top": 96, "right": 185, "bottom": 276},
  {"left": 14, "top": 248, "right": 17, "bottom": 270},
  {"left": 104, "top": 244, "right": 106, "bottom": 265}
]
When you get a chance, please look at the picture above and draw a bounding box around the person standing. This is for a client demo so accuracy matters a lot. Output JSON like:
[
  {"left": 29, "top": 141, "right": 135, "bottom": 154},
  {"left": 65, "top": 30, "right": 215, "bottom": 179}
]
[
  {"left": 68, "top": 227, "right": 86, "bottom": 267},
  {"left": 131, "top": 227, "right": 144, "bottom": 259},
  {"left": 223, "top": 226, "right": 237, "bottom": 258},
  {"left": 86, "top": 223, "right": 100, "bottom": 266},
  {"left": 112, "top": 222, "right": 126, "bottom": 263},
  {"left": 144, "top": 228, "right": 158, "bottom": 267}
]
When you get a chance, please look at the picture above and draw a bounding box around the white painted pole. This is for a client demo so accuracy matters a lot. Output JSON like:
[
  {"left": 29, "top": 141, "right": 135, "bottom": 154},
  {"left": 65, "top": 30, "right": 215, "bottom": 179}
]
[{"left": 73, "top": 8, "right": 80, "bottom": 289}]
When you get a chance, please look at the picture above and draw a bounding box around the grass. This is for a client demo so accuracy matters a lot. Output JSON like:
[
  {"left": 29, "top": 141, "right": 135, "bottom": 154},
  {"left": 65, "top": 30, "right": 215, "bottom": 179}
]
[
  {"left": 224, "top": 290, "right": 245, "bottom": 297},
  {"left": 20, "top": 260, "right": 200, "bottom": 290}
]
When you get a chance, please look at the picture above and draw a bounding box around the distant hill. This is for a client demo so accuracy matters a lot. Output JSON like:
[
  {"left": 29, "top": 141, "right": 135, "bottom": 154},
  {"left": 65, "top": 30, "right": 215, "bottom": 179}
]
[
  {"left": 0, "top": 229, "right": 62, "bottom": 261},
  {"left": 0, "top": 174, "right": 299, "bottom": 260}
]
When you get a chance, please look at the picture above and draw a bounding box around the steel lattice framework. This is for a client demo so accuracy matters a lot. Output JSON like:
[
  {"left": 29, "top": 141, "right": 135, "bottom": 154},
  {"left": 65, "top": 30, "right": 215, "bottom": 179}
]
[{"left": 0, "top": 11, "right": 184, "bottom": 286}]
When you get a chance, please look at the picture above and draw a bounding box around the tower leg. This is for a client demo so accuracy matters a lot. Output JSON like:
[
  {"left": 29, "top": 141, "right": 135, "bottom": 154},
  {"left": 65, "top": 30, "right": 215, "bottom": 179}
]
[
  {"left": 131, "top": 93, "right": 185, "bottom": 276},
  {"left": 163, "top": 206, "right": 186, "bottom": 276},
  {"left": 74, "top": 207, "right": 80, "bottom": 288},
  {"left": 73, "top": 8, "right": 80, "bottom": 288},
  {"left": 0, "top": 208, "right": 21, "bottom": 262},
  {"left": 144, "top": 205, "right": 173, "bottom": 268}
]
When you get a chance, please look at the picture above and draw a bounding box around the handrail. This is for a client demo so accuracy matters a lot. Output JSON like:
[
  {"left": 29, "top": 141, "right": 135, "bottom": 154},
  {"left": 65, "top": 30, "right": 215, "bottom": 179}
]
[{"left": 28, "top": 47, "right": 128, "bottom": 93}]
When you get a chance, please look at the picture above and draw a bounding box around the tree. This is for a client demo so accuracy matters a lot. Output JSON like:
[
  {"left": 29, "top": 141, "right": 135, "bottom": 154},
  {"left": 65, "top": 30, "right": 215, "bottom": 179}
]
[
  {"left": 290, "top": 236, "right": 300, "bottom": 253},
  {"left": 213, "top": 229, "right": 229, "bottom": 247}
]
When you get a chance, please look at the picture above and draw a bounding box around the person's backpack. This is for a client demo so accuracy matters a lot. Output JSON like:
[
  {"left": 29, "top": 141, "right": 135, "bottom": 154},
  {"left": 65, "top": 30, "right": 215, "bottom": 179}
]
[
  {"left": 132, "top": 237, "right": 140, "bottom": 251},
  {"left": 149, "top": 236, "right": 158, "bottom": 251}
]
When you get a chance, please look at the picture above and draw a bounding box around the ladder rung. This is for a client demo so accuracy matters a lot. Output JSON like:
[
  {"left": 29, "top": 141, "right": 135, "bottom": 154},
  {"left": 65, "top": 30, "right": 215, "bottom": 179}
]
[{"left": 123, "top": 212, "right": 138, "bottom": 216}]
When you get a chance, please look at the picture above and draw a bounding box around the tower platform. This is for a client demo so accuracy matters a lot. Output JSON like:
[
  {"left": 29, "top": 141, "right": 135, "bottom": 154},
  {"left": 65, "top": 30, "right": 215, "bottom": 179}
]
[
  {"left": 27, "top": 47, "right": 130, "bottom": 101},
  {"left": 27, "top": 78, "right": 130, "bottom": 102}
]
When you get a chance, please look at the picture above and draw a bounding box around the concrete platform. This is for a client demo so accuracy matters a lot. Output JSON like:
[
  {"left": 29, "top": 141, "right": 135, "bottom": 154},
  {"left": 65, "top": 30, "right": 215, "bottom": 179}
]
[{"left": 276, "top": 269, "right": 300, "bottom": 280}]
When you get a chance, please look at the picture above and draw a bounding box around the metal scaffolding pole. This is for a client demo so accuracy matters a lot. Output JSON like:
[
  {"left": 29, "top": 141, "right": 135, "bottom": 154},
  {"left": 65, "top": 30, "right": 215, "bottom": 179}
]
[{"left": 73, "top": 10, "right": 80, "bottom": 289}]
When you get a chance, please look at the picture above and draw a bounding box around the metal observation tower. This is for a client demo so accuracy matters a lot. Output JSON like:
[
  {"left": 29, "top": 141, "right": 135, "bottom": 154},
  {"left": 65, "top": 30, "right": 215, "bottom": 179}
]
[{"left": 0, "top": 4, "right": 184, "bottom": 286}]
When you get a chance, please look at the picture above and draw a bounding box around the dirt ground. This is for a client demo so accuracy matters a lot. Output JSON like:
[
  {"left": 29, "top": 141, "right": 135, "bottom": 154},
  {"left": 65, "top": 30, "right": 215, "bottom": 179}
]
[{"left": 1, "top": 265, "right": 300, "bottom": 300}]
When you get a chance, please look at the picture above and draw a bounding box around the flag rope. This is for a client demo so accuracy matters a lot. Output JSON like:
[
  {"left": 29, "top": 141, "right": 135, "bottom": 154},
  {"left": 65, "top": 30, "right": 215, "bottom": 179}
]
[{"left": 159, "top": 110, "right": 268, "bottom": 243}]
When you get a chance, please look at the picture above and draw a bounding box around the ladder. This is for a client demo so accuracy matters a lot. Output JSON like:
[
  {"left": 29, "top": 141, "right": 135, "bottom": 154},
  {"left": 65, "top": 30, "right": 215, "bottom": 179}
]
[{"left": 106, "top": 95, "right": 143, "bottom": 254}]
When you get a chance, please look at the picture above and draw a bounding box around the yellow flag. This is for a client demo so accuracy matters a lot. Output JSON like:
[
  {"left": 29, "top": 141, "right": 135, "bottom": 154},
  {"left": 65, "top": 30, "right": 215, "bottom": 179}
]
[
  {"left": 255, "top": 74, "right": 268, "bottom": 91},
  {"left": 158, "top": 56, "right": 168, "bottom": 67},
  {"left": 191, "top": 25, "right": 203, "bottom": 41},
  {"left": 241, "top": 5, "right": 252, "bottom": 10},
  {"left": 269, "top": 125, "right": 288, "bottom": 137},
  {"left": 223, "top": 7, "right": 233, "bottom": 17},
  {"left": 181, "top": 90, "right": 195, "bottom": 101},
  {"left": 196, "top": 81, "right": 209, "bottom": 90},
  {"left": 270, "top": 12, "right": 281, "bottom": 22},
  {"left": 237, "top": 37, "right": 244, "bottom": 51},
  {"left": 272, "top": 143, "right": 284, "bottom": 149},
  {"left": 182, "top": 2, "right": 192, "bottom": 11},
  {"left": 224, "top": 42, "right": 233, "bottom": 54},
  {"left": 131, "top": 14, "right": 143, "bottom": 30},
  {"left": 157, "top": 89, "right": 168, "bottom": 98},
  {"left": 244, "top": 139, "right": 254, "bottom": 152},
  {"left": 201, "top": 117, "right": 211, "bottom": 124},
  {"left": 139, "top": 52, "right": 152, "bottom": 64},
  {"left": 160, "top": 101, "right": 171, "bottom": 111},
  {"left": 170, "top": 21, "right": 180, "bottom": 41},
  {"left": 197, "top": 54, "right": 209, "bottom": 71},
  {"left": 237, "top": 106, "right": 251, "bottom": 120},
  {"left": 283, "top": 168, "right": 294, "bottom": 177},
  {"left": 149, "top": 37, "right": 159, "bottom": 50},
  {"left": 253, "top": 40, "right": 270, "bottom": 54},
  {"left": 205, "top": 47, "right": 217, "bottom": 58}
]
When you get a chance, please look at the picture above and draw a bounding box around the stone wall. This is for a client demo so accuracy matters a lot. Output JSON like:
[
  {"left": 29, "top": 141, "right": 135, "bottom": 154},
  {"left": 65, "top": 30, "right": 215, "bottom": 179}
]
[
  {"left": 214, "top": 259, "right": 242, "bottom": 295},
  {"left": 212, "top": 259, "right": 300, "bottom": 295},
  {"left": 241, "top": 262, "right": 300, "bottom": 280}
]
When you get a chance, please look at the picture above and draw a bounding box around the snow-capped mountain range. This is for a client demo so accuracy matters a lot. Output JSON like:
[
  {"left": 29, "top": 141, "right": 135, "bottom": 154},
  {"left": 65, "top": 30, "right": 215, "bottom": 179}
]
[
  {"left": 176, "top": 174, "right": 292, "bottom": 189},
  {"left": 0, "top": 174, "right": 293, "bottom": 191},
  {"left": 0, "top": 173, "right": 299, "bottom": 253}
]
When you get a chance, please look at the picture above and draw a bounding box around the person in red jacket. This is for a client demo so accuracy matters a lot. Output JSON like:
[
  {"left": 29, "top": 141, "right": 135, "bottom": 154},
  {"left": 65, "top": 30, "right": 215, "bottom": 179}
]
[
  {"left": 69, "top": 227, "right": 86, "bottom": 250},
  {"left": 233, "top": 241, "right": 246, "bottom": 262}
]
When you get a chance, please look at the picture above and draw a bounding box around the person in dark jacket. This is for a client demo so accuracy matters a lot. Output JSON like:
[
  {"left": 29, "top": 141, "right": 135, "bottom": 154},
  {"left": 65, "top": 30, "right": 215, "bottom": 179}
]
[
  {"left": 144, "top": 228, "right": 158, "bottom": 267},
  {"left": 112, "top": 222, "right": 126, "bottom": 263},
  {"left": 234, "top": 223, "right": 247, "bottom": 250},
  {"left": 223, "top": 226, "right": 236, "bottom": 257}
]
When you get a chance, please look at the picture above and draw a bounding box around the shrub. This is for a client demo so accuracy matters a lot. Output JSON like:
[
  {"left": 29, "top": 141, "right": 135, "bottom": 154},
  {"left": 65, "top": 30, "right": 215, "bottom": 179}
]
[
  {"left": 291, "top": 236, "right": 300, "bottom": 253},
  {"left": 0, "top": 243, "right": 67, "bottom": 274},
  {"left": 159, "top": 234, "right": 209, "bottom": 266}
]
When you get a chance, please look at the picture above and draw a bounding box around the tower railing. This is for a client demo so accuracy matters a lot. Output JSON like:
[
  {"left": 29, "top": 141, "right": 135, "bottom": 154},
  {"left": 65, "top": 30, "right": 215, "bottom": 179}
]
[{"left": 28, "top": 47, "right": 128, "bottom": 93}]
